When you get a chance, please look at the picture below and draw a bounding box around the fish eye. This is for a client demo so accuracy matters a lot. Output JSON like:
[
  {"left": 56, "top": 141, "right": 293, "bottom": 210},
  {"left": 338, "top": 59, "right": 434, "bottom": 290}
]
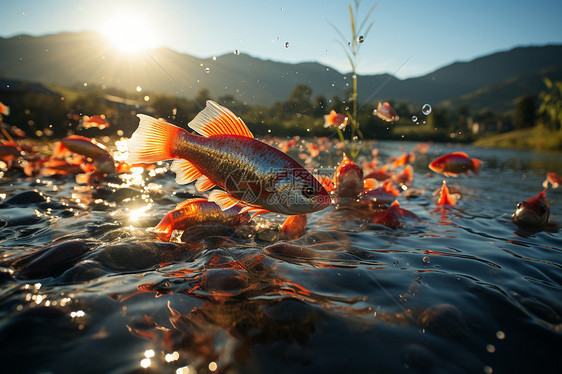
[{"left": 302, "top": 186, "right": 316, "bottom": 198}]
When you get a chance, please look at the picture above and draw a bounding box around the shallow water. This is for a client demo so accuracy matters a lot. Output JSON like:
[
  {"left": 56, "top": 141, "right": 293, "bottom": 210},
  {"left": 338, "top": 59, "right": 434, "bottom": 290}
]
[{"left": 1, "top": 141, "right": 561, "bottom": 374}]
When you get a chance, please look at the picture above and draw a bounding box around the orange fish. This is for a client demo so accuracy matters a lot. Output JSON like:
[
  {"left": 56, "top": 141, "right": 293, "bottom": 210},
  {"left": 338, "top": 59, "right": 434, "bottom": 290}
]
[
  {"left": 81, "top": 115, "right": 110, "bottom": 129},
  {"left": 390, "top": 152, "right": 414, "bottom": 169},
  {"left": 127, "top": 100, "right": 330, "bottom": 216},
  {"left": 374, "top": 102, "right": 399, "bottom": 122},
  {"left": 0, "top": 141, "right": 23, "bottom": 162},
  {"left": 333, "top": 153, "right": 364, "bottom": 198},
  {"left": 436, "top": 180, "right": 457, "bottom": 206},
  {"left": 370, "top": 200, "right": 418, "bottom": 228},
  {"left": 512, "top": 189, "right": 549, "bottom": 228},
  {"left": 281, "top": 138, "right": 298, "bottom": 153},
  {"left": 279, "top": 214, "right": 307, "bottom": 240},
  {"left": 429, "top": 152, "right": 481, "bottom": 176},
  {"left": 364, "top": 165, "right": 391, "bottom": 181},
  {"left": 58, "top": 135, "right": 116, "bottom": 174},
  {"left": 323, "top": 110, "right": 348, "bottom": 129},
  {"left": 0, "top": 101, "right": 10, "bottom": 116},
  {"left": 543, "top": 172, "right": 562, "bottom": 189},
  {"left": 393, "top": 164, "right": 414, "bottom": 186},
  {"left": 362, "top": 180, "right": 401, "bottom": 207},
  {"left": 153, "top": 198, "right": 250, "bottom": 241}
]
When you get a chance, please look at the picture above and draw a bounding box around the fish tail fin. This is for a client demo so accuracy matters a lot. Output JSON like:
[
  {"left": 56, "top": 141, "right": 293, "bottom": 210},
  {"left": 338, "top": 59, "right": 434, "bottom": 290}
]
[
  {"left": 127, "top": 114, "right": 185, "bottom": 164},
  {"left": 52, "top": 141, "right": 68, "bottom": 159},
  {"left": 404, "top": 164, "right": 414, "bottom": 181},
  {"left": 472, "top": 158, "right": 482, "bottom": 175},
  {"left": 152, "top": 213, "right": 174, "bottom": 241}
]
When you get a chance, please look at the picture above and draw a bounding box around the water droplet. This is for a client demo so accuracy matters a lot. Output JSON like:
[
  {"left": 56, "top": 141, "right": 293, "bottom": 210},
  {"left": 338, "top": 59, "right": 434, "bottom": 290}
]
[
  {"left": 412, "top": 116, "right": 418, "bottom": 122},
  {"left": 422, "top": 104, "right": 432, "bottom": 115},
  {"left": 373, "top": 110, "right": 377, "bottom": 115},
  {"left": 212, "top": 56, "right": 217, "bottom": 61},
  {"left": 358, "top": 35, "right": 364, "bottom": 43},
  {"left": 284, "top": 42, "right": 290, "bottom": 48},
  {"left": 136, "top": 85, "right": 142, "bottom": 92},
  {"left": 352, "top": 74, "right": 357, "bottom": 79},
  {"left": 422, "top": 256, "right": 430, "bottom": 264},
  {"left": 234, "top": 49, "right": 240, "bottom": 55},
  {"left": 486, "top": 344, "right": 496, "bottom": 353},
  {"left": 496, "top": 331, "right": 505, "bottom": 340},
  {"left": 205, "top": 67, "right": 210, "bottom": 73},
  {"left": 347, "top": 42, "right": 352, "bottom": 46}
]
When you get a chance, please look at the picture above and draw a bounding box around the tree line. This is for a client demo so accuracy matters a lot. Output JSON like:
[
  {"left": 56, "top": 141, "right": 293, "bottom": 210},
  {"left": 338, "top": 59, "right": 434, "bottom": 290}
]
[{"left": 1, "top": 80, "right": 560, "bottom": 142}]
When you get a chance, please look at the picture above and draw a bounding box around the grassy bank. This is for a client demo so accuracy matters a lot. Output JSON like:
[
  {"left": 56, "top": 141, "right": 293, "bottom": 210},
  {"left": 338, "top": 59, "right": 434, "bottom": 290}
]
[{"left": 473, "top": 126, "right": 562, "bottom": 151}]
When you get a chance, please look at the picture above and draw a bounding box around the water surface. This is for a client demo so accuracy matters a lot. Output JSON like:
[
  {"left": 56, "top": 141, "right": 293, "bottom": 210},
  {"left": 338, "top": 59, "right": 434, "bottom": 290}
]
[{"left": 1, "top": 141, "right": 561, "bottom": 373}]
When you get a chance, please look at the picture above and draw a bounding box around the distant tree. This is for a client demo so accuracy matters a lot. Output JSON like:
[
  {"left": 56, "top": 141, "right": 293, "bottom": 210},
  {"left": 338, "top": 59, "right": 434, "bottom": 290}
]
[
  {"left": 218, "top": 94, "right": 236, "bottom": 107},
  {"left": 513, "top": 94, "right": 536, "bottom": 129},
  {"left": 313, "top": 95, "right": 328, "bottom": 116},
  {"left": 329, "top": 95, "right": 344, "bottom": 112},
  {"left": 195, "top": 88, "right": 212, "bottom": 108},
  {"left": 426, "top": 106, "right": 449, "bottom": 129},
  {"left": 284, "top": 84, "right": 313, "bottom": 114},
  {"left": 538, "top": 78, "right": 562, "bottom": 131}
]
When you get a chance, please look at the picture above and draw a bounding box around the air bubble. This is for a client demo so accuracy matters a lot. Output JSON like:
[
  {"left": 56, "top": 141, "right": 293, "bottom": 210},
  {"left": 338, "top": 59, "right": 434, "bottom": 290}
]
[
  {"left": 412, "top": 116, "right": 418, "bottom": 122},
  {"left": 422, "top": 104, "right": 432, "bottom": 115},
  {"left": 234, "top": 49, "right": 240, "bottom": 55},
  {"left": 205, "top": 67, "right": 210, "bottom": 73},
  {"left": 358, "top": 35, "right": 364, "bottom": 43},
  {"left": 422, "top": 256, "right": 430, "bottom": 264},
  {"left": 285, "top": 42, "right": 290, "bottom": 48}
]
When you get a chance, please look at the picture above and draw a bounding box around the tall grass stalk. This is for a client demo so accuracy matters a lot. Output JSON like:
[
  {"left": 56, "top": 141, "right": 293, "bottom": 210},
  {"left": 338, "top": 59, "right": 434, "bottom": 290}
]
[{"left": 330, "top": 0, "right": 378, "bottom": 160}]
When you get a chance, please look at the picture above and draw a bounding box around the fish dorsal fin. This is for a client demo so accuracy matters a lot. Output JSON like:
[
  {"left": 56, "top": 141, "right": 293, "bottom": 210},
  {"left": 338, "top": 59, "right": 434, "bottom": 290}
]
[
  {"left": 170, "top": 159, "right": 202, "bottom": 185},
  {"left": 195, "top": 175, "right": 216, "bottom": 192},
  {"left": 188, "top": 100, "right": 253, "bottom": 138},
  {"left": 451, "top": 152, "right": 470, "bottom": 158},
  {"left": 208, "top": 189, "right": 240, "bottom": 211},
  {"left": 175, "top": 198, "right": 208, "bottom": 210}
]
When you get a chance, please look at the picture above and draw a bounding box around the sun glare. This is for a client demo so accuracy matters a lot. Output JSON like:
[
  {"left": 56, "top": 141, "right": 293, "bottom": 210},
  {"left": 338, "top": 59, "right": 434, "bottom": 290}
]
[{"left": 101, "top": 11, "right": 157, "bottom": 54}]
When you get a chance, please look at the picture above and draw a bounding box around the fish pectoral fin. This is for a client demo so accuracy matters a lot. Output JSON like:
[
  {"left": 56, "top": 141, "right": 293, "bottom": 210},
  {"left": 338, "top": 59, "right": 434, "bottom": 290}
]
[
  {"left": 188, "top": 100, "right": 254, "bottom": 138},
  {"left": 239, "top": 206, "right": 271, "bottom": 220},
  {"left": 208, "top": 189, "right": 240, "bottom": 211},
  {"left": 171, "top": 159, "right": 203, "bottom": 184},
  {"left": 174, "top": 197, "right": 208, "bottom": 210},
  {"left": 195, "top": 175, "right": 216, "bottom": 192}
]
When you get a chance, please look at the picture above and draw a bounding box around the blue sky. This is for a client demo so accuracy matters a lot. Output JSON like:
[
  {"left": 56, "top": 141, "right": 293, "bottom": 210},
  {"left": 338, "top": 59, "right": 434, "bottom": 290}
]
[{"left": 1, "top": 0, "right": 561, "bottom": 78}]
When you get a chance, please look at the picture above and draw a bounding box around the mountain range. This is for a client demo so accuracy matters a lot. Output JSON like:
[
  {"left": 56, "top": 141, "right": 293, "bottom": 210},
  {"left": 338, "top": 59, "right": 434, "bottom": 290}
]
[{"left": 1, "top": 31, "right": 561, "bottom": 114}]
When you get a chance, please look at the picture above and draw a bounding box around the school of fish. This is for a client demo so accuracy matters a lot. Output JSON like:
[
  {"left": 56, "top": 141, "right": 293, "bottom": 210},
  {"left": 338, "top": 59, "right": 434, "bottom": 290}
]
[{"left": 0, "top": 100, "right": 557, "bottom": 242}]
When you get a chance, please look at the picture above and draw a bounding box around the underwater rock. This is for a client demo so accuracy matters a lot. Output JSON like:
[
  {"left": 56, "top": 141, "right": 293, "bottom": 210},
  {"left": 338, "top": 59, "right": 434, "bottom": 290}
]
[
  {"left": 0, "top": 190, "right": 47, "bottom": 206},
  {"left": 402, "top": 343, "right": 438, "bottom": 371},
  {"left": 93, "top": 241, "right": 180, "bottom": 272},
  {"left": 0, "top": 267, "right": 14, "bottom": 284},
  {"left": 180, "top": 224, "right": 238, "bottom": 245},
  {"left": 418, "top": 303, "right": 466, "bottom": 337},
  {"left": 11, "top": 239, "right": 92, "bottom": 279},
  {"left": 105, "top": 187, "right": 143, "bottom": 203},
  {"left": 57, "top": 260, "right": 107, "bottom": 284}
]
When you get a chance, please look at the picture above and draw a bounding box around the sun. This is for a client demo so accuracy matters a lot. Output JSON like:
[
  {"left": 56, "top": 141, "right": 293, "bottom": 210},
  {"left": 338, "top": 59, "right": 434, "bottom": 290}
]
[{"left": 101, "top": 11, "right": 158, "bottom": 54}]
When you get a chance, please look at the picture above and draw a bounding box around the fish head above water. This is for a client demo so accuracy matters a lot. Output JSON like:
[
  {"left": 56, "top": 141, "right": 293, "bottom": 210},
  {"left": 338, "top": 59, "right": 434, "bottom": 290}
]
[
  {"left": 266, "top": 168, "right": 331, "bottom": 214},
  {"left": 512, "top": 189, "right": 549, "bottom": 228}
]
